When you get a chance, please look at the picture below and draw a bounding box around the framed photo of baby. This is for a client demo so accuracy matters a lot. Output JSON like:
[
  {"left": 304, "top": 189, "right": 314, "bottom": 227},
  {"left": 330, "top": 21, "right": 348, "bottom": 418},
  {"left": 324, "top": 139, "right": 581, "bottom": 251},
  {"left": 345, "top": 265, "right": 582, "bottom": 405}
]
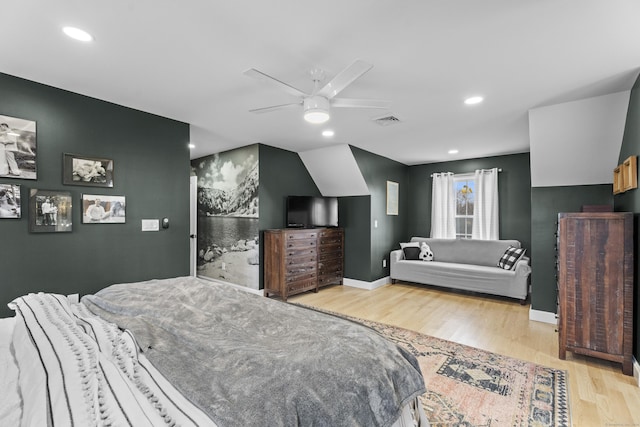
[
  {"left": 63, "top": 153, "right": 114, "bottom": 187},
  {"left": 0, "top": 114, "right": 37, "bottom": 180}
]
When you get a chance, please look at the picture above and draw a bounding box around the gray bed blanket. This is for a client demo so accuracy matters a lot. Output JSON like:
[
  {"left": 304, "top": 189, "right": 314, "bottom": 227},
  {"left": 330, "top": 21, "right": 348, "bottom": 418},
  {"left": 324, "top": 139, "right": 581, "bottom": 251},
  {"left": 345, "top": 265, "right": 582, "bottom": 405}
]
[{"left": 82, "top": 277, "right": 425, "bottom": 427}]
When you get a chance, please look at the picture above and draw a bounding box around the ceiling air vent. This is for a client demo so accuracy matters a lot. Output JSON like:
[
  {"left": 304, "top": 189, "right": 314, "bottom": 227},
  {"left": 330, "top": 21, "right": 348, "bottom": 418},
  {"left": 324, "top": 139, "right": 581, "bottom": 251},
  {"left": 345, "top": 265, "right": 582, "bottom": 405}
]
[{"left": 373, "top": 115, "right": 401, "bottom": 126}]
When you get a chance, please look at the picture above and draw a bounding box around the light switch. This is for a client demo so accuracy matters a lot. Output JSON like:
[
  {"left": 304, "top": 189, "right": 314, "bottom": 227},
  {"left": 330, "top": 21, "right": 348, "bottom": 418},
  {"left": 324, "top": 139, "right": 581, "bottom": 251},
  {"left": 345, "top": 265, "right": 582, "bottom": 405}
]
[{"left": 142, "top": 219, "right": 159, "bottom": 231}]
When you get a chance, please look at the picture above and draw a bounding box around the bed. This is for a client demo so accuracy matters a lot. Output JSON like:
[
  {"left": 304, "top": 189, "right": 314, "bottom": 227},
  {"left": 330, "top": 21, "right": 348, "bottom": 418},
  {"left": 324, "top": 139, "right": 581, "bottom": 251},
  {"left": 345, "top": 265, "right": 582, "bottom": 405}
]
[{"left": 0, "top": 276, "right": 428, "bottom": 426}]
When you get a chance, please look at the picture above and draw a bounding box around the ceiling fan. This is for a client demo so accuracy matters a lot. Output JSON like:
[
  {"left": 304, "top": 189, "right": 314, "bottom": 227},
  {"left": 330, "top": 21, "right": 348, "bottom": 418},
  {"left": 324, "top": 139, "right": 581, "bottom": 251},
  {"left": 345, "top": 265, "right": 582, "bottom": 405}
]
[{"left": 243, "top": 60, "right": 390, "bottom": 124}]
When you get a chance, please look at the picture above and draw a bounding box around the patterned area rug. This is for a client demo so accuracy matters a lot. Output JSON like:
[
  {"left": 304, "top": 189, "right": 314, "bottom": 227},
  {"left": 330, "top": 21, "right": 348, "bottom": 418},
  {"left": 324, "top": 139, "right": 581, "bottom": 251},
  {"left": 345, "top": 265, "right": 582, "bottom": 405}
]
[{"left": 295, "top": 304, "right": 570, "bottom": 427}]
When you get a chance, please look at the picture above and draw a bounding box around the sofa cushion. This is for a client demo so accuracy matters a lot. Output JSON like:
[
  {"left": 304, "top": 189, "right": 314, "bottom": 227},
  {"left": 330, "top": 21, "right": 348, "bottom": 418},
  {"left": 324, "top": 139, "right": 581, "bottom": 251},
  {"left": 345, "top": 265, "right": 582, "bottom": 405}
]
[
  {"left": 497, "top": 246, "right": 526, "bottom": 270},
  {"left": 410, "top": 237, "right": 521, "bottom": 267},
  {"left": 402, "top": 246, "right": 421, "bottom": 260}
]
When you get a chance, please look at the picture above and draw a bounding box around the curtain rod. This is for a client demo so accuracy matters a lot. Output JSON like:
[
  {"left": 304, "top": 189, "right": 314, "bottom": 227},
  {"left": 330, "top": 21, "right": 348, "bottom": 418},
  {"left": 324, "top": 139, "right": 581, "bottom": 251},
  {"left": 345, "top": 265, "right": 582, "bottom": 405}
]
[{"left": 430, "top": 168, "right": 502, "bottom": 178}]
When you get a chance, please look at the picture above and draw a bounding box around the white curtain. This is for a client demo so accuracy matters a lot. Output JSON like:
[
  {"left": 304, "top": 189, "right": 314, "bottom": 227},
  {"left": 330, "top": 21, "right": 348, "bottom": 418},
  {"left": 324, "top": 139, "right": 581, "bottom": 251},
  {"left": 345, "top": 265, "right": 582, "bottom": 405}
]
[
  {"left": 430, "top": 172, "right": 456, "bottom": 238},
  {"left": 472, "top": 168, "right": 499, "bottom": 240}
]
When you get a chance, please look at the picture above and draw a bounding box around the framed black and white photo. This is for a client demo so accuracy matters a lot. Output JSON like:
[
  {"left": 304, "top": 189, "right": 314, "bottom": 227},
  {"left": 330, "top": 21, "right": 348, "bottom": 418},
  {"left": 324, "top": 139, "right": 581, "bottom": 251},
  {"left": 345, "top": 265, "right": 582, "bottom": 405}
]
[
  {"left": 82, "top": 194, "right": 126, "bottom": 224},
  {"left": 0, "top": 114, "right": 37, "bottom": 180},
  {"left": 63, "top": 153, "right": 114, "bottom": 187},
  {"left": 0, "top": 183, "right": 21, "bottom": 218},
  {"left": 29, "top": 189, "right": 72, "bottom": 232}
]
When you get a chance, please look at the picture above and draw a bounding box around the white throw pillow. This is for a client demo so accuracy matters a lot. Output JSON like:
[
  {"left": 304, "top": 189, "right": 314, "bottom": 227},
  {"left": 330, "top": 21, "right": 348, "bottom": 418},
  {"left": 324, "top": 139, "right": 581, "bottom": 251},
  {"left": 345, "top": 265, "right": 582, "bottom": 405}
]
[
  {"left": 419, "top": 242, "right": 434, "bottom": 261},
  {"left": 399, "top": 242, "right": 420, "bottom": 249}
]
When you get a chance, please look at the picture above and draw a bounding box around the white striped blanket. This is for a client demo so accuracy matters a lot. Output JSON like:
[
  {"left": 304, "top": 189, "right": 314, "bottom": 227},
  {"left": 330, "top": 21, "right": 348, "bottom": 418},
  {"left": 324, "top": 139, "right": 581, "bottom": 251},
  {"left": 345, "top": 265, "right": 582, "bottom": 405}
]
[{"left": 9, "top": 293, "right": 216, "bottom": 427}]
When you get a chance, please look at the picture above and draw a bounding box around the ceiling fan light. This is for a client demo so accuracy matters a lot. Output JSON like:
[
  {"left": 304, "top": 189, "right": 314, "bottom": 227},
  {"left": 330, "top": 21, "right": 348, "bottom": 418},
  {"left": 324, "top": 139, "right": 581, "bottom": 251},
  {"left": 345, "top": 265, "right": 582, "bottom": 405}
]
[
  {"left": 304, "top": 110, "right": 330, "bottom": 124},
  {"left": 303, "top": 96, "right": 330, "bottom": 124}
]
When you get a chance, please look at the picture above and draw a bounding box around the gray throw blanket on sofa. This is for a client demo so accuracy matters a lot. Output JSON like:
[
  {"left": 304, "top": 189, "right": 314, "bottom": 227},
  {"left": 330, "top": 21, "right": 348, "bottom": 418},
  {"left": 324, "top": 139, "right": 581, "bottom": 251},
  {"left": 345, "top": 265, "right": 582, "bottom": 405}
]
[{"left": 82, "top": 277, "right": 425, "bottom": 427}]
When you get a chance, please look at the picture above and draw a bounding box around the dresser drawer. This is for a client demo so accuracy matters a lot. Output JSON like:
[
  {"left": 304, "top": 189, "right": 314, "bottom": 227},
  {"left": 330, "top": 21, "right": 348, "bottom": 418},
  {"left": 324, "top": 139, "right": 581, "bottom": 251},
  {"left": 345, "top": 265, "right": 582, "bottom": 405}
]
[
  {"left": 319, "top": 228, "right": 341, "bottom": 237},
  {"left": 285, "top": 263, "right": 316, "bottom": 278},
  {"left": 285, "top": 253, "right": 317, "bottom": 266},
  {"left": 285, "top": 231, "right": 318, "bottom": 240},
  {"left": 287, "top": 279, "right": 318, "bottom": 293},
  {"left": 318, "top": 250, "right": 342, "bottom": 261},
  {"left": 318, "top": 258, "right": 342, "bottom": 271},
  {"left": 318, "top": 274, "right": 342, "bottom": 287},
  {"left": 286, "top": 238, "right": 317, "bottom": 250},
  {"left": 285, "top": 247, "right": 316, "bottom": 258},
  {"left": 318, "top": 242, "right": 342, "bottom": 255},
  {"left": 319, "top": 235, "right": 343, "bottom": 245}
]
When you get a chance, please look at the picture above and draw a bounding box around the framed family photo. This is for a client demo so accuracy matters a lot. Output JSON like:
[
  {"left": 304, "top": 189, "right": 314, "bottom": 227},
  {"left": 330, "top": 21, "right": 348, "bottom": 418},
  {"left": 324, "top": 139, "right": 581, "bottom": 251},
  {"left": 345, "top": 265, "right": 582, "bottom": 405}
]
[
  {"left": 0, "top": 183, "right": 21, "bottom": 218},
  {"left": 29, "top": 189, "right": 72, "bottom": 233},
  {"left": 82, "top": 194, "right": 126, "bottom": 224},
  {"left": 63, "top": 153, "right": 114, "bottom": 187},
  {"left": 0, "top": 114, "right": 37, "bottom": 180}
]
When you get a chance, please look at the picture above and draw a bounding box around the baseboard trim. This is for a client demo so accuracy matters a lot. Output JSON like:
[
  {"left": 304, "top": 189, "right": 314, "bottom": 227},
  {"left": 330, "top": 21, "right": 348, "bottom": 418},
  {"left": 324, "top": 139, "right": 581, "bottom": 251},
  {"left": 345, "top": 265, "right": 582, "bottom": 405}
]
[
  {"left": 634, "top": 357, "right": 640, "bottom": 388},
  {"left": 343, "top": 276, "right": 390, "bottom": 291},
  {"left": 529, "top": 307, "right": 557, "bottom": 325}
]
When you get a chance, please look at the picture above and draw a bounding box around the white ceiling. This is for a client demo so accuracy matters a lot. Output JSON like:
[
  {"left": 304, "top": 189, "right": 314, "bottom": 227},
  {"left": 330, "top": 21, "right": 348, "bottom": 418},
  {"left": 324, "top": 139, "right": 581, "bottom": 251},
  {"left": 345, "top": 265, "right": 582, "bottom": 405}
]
[{"left": 2, "top": 1, "right": 639, "bottom": 165}]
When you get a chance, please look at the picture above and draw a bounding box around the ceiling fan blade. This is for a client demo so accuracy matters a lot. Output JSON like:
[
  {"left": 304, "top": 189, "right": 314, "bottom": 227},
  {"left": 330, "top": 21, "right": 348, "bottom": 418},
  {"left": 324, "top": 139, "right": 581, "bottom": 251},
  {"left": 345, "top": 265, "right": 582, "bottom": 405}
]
[
  {"left": 316, "top": 60, "right": 373, "bottom": 99},
  {"left": 249, "top": 102, "right": 301, "bottom": 114},
  {"left": 331, "top": 98, "right": 391, "bottom": 109},
  {"left": 243, "top": 68, "right": 308, "bottom": 97}
]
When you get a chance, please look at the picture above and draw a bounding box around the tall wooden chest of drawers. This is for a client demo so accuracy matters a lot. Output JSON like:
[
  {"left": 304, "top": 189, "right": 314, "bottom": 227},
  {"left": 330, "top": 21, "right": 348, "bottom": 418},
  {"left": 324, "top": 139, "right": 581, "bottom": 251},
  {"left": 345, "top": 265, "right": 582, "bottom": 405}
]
[
  {"left": 317, "top": 228, "right": 344, "bottom": 289},
  {"left": 264, "top": 228, "right": 344, "bottom": 301},
  {"left": 557, "top": 212, "right": 634, "bottom": 375}
]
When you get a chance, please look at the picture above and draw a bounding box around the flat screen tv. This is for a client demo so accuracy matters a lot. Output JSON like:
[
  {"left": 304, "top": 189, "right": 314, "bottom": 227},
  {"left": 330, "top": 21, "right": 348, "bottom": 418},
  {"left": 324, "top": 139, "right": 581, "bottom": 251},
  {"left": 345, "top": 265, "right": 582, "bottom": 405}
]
[{"left": 286, "top": 196, "right": 338, "bottom": 228}]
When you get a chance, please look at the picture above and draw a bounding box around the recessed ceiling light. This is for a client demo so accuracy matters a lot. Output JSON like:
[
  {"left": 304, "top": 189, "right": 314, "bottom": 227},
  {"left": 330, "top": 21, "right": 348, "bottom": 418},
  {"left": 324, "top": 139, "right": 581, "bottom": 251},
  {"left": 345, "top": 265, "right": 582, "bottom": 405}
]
[
  {"left": 322, "top": 130, "right": 335, "bottom": 137},
  {"left": 63, "top": 26, "right": 93, "bottom": 42},
  {"left": 188, "top": 143, "right": 195, "bottom": 149},
  {"left": 448, "top": 149, "right": 459, "bottom": 154},
  {"left": 464, "top": 96, "right": 484, "bottom": 105}
]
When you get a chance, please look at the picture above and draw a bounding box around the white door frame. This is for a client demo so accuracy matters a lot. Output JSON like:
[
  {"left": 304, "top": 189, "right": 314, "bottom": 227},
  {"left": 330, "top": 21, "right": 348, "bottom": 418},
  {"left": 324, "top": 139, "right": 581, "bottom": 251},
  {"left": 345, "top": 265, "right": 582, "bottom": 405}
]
[{"left": 189, "top": 175, "right": 197, "bottom": 276}]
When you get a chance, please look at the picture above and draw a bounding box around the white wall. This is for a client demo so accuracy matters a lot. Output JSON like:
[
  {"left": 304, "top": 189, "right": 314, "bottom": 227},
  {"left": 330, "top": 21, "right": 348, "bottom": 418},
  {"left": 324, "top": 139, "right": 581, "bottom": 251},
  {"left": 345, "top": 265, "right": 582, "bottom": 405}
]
[
  {"left": 298, "top": 144, "right": 370, "bottom": 197},
  {"left": 529, "top": 91, "right": 630, "bottom": 187}
]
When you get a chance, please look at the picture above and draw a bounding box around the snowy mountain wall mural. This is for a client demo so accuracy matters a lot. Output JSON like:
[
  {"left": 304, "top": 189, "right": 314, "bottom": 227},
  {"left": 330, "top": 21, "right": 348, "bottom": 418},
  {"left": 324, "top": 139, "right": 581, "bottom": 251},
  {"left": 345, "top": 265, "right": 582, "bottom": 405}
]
[{"left": 192, "top": 144, "right": 259, "bottom": 290}]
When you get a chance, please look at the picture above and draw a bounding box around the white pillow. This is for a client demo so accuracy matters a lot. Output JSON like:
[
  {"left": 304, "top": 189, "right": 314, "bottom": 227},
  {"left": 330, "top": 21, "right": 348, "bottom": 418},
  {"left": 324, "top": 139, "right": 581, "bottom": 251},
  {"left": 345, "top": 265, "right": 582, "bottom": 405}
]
[
  {"left": 419, "top": 242, "right": 434, "bottom": 261},
  {"left": 399, "top": 242, "right": 420, "bottom": 249}
]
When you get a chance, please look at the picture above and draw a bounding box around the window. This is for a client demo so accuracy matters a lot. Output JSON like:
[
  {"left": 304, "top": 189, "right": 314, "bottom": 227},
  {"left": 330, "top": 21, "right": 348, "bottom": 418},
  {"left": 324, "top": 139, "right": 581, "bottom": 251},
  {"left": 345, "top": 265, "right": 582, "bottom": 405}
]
[{"left": 454, "top": 176, "right": 475, "bottom": 239}]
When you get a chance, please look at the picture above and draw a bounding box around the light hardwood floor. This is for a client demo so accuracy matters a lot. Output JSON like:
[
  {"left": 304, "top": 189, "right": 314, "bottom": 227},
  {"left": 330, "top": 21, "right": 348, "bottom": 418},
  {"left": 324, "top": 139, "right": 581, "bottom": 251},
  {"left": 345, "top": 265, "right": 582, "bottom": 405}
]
[{"left": 289, "top": 282, "right": 640, "bottom": 427}]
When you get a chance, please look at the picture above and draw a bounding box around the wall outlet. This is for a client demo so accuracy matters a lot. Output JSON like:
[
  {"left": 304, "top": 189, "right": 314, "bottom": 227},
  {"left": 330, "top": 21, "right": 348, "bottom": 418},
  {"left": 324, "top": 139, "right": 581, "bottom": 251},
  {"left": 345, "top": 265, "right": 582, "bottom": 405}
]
[{"left": 383, "top": 259, "right": 387, "bottom": 268}]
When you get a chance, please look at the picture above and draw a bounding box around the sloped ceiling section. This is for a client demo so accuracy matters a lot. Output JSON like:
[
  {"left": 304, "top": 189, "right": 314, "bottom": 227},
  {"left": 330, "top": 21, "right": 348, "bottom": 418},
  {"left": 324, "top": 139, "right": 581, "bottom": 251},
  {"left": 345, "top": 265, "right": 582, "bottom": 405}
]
[
  {"left": 298, "top": 144, "right": 370, "bottom": 197},
  {"left": 529, "top": 91, "right": 630, "bottom": 187}
]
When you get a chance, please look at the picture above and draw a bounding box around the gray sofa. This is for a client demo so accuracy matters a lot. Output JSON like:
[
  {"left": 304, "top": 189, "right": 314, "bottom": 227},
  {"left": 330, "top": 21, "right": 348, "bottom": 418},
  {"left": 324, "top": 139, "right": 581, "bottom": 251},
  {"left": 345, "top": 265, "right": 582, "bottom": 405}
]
[{"left": 390, "top": 237, "right": 531, "bottom": 302}]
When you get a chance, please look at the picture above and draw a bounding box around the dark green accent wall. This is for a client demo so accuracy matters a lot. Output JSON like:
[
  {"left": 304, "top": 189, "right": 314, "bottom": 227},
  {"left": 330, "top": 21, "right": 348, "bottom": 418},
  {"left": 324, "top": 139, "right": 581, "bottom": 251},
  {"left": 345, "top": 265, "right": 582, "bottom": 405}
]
[
  {"left": 530, "top": 185, "right": 613, "bottom": 313},
  {"left": 339, "top": 195, "right": 372, "bottom": 280},
  {"left": 614, "top": 74, "right": 640, "bottom": 360},
  {"left": 406, "top": 153, "right": 532, "bottom": 252},
  {"left": 258, "top": 144, "right": 320, "bottom": 288},
  {"left": 256, "top": 144, "right": 409, "bottom": 284},
  {"left": 347, "top": 146, "right": 409, "bottom": 282},
  {"left": 0, "top": 73, "right": 190, "bottom": 318}
]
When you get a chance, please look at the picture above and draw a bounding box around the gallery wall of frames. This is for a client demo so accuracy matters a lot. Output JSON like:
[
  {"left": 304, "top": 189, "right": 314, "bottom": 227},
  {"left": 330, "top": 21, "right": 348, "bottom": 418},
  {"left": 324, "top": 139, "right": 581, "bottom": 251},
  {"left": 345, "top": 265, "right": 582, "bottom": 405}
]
[
  {"left": 0, "top": 72, "right": 191, "bottom": 318},
  {"left": 0, "top": 126, "right": 124, "bottom": 231}
]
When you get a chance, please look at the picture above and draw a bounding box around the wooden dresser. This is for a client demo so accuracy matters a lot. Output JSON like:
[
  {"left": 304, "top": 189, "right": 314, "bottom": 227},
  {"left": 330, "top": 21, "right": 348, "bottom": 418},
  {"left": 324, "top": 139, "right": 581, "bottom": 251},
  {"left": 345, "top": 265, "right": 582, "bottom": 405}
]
[
  {"left": 317, "top": 228, "right": 345, "bottom": 289},
  {"left": 557, "top": 212, "right": 634, "bottom": 375},
  {"left": 264, "top": 228, "right": 344, "bottom": 302}
]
